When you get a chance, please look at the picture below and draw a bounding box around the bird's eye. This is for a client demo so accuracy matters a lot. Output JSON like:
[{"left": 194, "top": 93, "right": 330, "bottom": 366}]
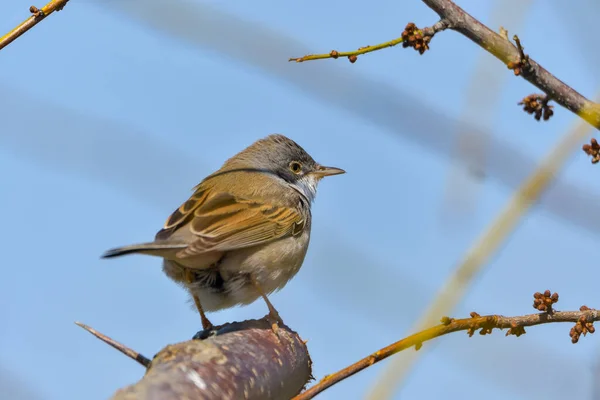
[{"left": 289, "top": 161, "right": 302, "bottom": 174}]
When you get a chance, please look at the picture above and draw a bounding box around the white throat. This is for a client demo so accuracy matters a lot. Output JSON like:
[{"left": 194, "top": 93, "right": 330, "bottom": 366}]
[{"left": 291, "top": 175, "right": 319, "bottom": 203}]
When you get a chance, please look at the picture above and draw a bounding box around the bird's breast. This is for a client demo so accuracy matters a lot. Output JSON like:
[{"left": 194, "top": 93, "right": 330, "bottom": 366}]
[{"left": 220, "top": 229, "right": 311, "bottom": 292}]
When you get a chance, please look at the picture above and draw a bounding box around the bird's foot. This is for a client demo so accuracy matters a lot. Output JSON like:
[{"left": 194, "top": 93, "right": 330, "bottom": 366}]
[
  {"left": 201, "top": 315, "right": 214, "bottom": 332},
  {"left": 265, "top": 310, "right": 285, "bottom": 339},
  {"left": 193, "top": 327, "right": 219, "bottom": 340}
]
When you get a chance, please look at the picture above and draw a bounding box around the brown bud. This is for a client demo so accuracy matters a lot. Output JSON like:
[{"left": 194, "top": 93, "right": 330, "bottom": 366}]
[
  {"left": 582, "top": 139, "right": 600, "bottom": 164},
  {"left": 572, "top": 336, "right": 579, "bottom": 344}
]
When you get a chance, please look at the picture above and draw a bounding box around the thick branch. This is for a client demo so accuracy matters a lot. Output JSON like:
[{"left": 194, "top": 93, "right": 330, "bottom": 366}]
[
  {"left": 0, "top": 0, "right": 70, "bottom": 51},
  {"left": 293, "top": 307, "right": 598, "bottom": 400},
  {"left": 77, "top": 318, "right": 312, "bottom": 400},
  {"left": 421, "top": 0, "right": 600, "bottom": 128}
]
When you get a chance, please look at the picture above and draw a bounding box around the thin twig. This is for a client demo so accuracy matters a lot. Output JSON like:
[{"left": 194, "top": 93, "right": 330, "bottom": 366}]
[
  {"left": 420, "top": 0, "right": 600, "bottom": 128},
  {"left": 0, "top": 0, "right": 70, "bottom": 51},
  {"left": 294, "top": 307, "right": 598, "bottom": 400},
  {"left": 367, "top": 93, "right": 599, "bottom": 399},
  {"left": 75, "top": 321, "right": 151, "bottom": 368},
  {"left": 290, "top": 0, "right": 600, "bottom": 130},
  {"left": 289, "top": 20, "right": 448, "bottom": 62},
  {"left": 91, "top": 0, "right": 600, "bottom": 233},
  {"left": 289, "top": 37, "right": 404, "bottom": 63},
  {"left": 289, "top": 1, "right": 600, "bottom": 394}
]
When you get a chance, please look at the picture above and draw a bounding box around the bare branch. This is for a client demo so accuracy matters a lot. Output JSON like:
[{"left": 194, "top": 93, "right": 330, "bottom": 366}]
[
  {"left": 77, "top": 318, "right": 312, "bottom": 400},
  {"left": 0, "top": 0, "right": 70, "bottom": 51},
  {"left": 80, "top": 1, "right": 600, "bottom": 233},
  {"left": 367, "top": 108, "right": 598, "bottom": 399},
  {"left": 289, "top": 21, "right": 448, "bottom": 62},
  {"left": 289, "top": 38, "right": 405, "bottom": 63},
  {"left": 420, "top": 0, "right": 600, "bottom": 128},
  {"left": 290, "top": 0, "right": 600, "bottom": 130},
  {"left": 294, "top": 292, "right": 598, "bottom": 400},
  {"left": 75, "top": 322, "right": 151, "bottom": 368}
]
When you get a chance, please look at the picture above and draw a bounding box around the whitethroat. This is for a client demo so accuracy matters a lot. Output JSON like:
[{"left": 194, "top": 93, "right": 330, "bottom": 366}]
[{"left": 102, "top": 134, "right": 345, "bottom": 332}]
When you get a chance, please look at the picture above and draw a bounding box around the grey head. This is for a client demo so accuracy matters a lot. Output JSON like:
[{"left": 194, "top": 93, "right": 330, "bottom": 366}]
[{"left": 221, "top": 134, "right": 345, "bottom": 202}]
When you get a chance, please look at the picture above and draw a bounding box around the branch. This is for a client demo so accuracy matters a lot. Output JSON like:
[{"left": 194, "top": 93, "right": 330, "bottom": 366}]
[
  {"left": 422, "top": 0, "right": 600, "bottom": 128},
  {"left": 289, "top": 21, "right": 448, "bottom": 63},
  {"left": 0, "top": 0, "right": 70, "bottom": 51},
  {"left": 294, "top": 291, "right": 597, "bottom": 400},
  {"left": 75, "top": 322, "right": 151, "bottom": 368},
  {"left": 290, "top": 0, "right": 600, "bottom": 131},
  {"left": 76, "top": 318, "right": 312, "bottom": 400},
  {"left": 366, "top": 101, "right": 598, "bottom": 399}
]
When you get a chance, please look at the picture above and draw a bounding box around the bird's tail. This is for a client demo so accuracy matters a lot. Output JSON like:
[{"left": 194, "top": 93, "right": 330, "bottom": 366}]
[{"left": 101, "top": 241, "right": 188, "bottom": 259}]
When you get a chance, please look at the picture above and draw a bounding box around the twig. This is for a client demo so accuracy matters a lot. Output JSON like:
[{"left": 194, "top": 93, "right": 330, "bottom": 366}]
[
  {"left": 419, "top": 0, "right": 600, "bottom": 128},
  {"left": 294, "top": 293, "right": 598, "bottom": 400},
  {"left": 289, "top": 37, "right": 405, "bottom": 63},
  {"left": 367, "top": 93, "right": 599, "bottom": 399},
  {"left": 0, "top": 0, "right": 70, "bottom": 51},
  {"left": 92, "top": 0, "right": 600, "bottom": 233},
  {"left": 290, "top": 0, "right": 600, "bottom": 130},
  {"left": 506, "top": 34, "right": 531, "bottom": 76},
  {"left": 289, "top": 21, "right": 448, "bottom": 62},
  {"left": 75, "top": 321, "right": 151, "bottom": 368}
]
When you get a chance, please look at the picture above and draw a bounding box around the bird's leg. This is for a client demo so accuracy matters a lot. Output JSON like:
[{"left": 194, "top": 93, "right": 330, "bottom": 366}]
[
  {"left": 250, "top": 275, "right": 283, "bottom": 335},
  {"left": 184, "top": 268, "right": 214, "bottom": 331}
]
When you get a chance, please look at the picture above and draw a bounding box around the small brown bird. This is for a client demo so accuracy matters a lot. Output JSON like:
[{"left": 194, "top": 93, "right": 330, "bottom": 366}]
[{"left": 102, "top": 134, "right": 345, "bottom": 331}]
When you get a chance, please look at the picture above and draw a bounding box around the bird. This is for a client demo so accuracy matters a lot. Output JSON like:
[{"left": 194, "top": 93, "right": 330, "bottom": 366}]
[{"left": 101, "top": 134, "right": 345, "bottom": 332}]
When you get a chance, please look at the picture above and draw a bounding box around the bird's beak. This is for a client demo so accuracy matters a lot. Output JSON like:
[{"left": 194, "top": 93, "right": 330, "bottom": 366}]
[{"left": 312, "top": 165, "right": 346, "bottom": 178}]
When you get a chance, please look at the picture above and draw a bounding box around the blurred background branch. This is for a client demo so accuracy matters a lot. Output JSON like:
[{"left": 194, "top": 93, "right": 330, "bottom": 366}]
[
  {"left": 421, "top": 0, "right": 600, "bottom": 128},
  {"left": 440, "top": 0, "right": 534, "bottom": 229},
  {"left": 85, "top": 0, "right": 600, "bottom": 236},
  {"left": 2, "top": 0, "right": 600, "bottom": 399},
  {"left": 297, "top": 291, "right": 597, "bottom": 400},
  {"left": 291, "top": 0, "right": 600, "bottom": 131},
  {"left": 368, "top": 102, "right": 597, "bottom": 399}
]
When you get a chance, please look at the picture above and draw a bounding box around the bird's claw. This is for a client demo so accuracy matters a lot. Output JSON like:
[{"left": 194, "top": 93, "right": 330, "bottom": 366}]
[{"left": 266, "top": 311, "right": 284, "bottom": 340}]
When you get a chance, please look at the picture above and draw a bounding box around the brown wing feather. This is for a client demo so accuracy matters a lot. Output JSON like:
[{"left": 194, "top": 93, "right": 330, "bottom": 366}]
[
  {"left": 179, "top": 192, "right": 304, "bottom": 258},
  {"left": 155, "top": 188, "right": 209, "bottom": 241},
  {"left": 154, "top": 184, "right": 306, "bottom": 258}
]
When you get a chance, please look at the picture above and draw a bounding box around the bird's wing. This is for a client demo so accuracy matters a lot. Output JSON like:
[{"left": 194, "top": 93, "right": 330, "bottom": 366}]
[{"left": 156, "top": 189, "right": 306, "bottom": 258}]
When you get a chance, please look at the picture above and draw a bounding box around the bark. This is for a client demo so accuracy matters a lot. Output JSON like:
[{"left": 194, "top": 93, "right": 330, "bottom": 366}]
[{"left": 111, "top": 318, "right": 312, "bottom": 400}]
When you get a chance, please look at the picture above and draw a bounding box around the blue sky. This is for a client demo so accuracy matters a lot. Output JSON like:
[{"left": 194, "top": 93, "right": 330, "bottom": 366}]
[{"left": 1, "top": 0, "right": 600, "bottom": 399}]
